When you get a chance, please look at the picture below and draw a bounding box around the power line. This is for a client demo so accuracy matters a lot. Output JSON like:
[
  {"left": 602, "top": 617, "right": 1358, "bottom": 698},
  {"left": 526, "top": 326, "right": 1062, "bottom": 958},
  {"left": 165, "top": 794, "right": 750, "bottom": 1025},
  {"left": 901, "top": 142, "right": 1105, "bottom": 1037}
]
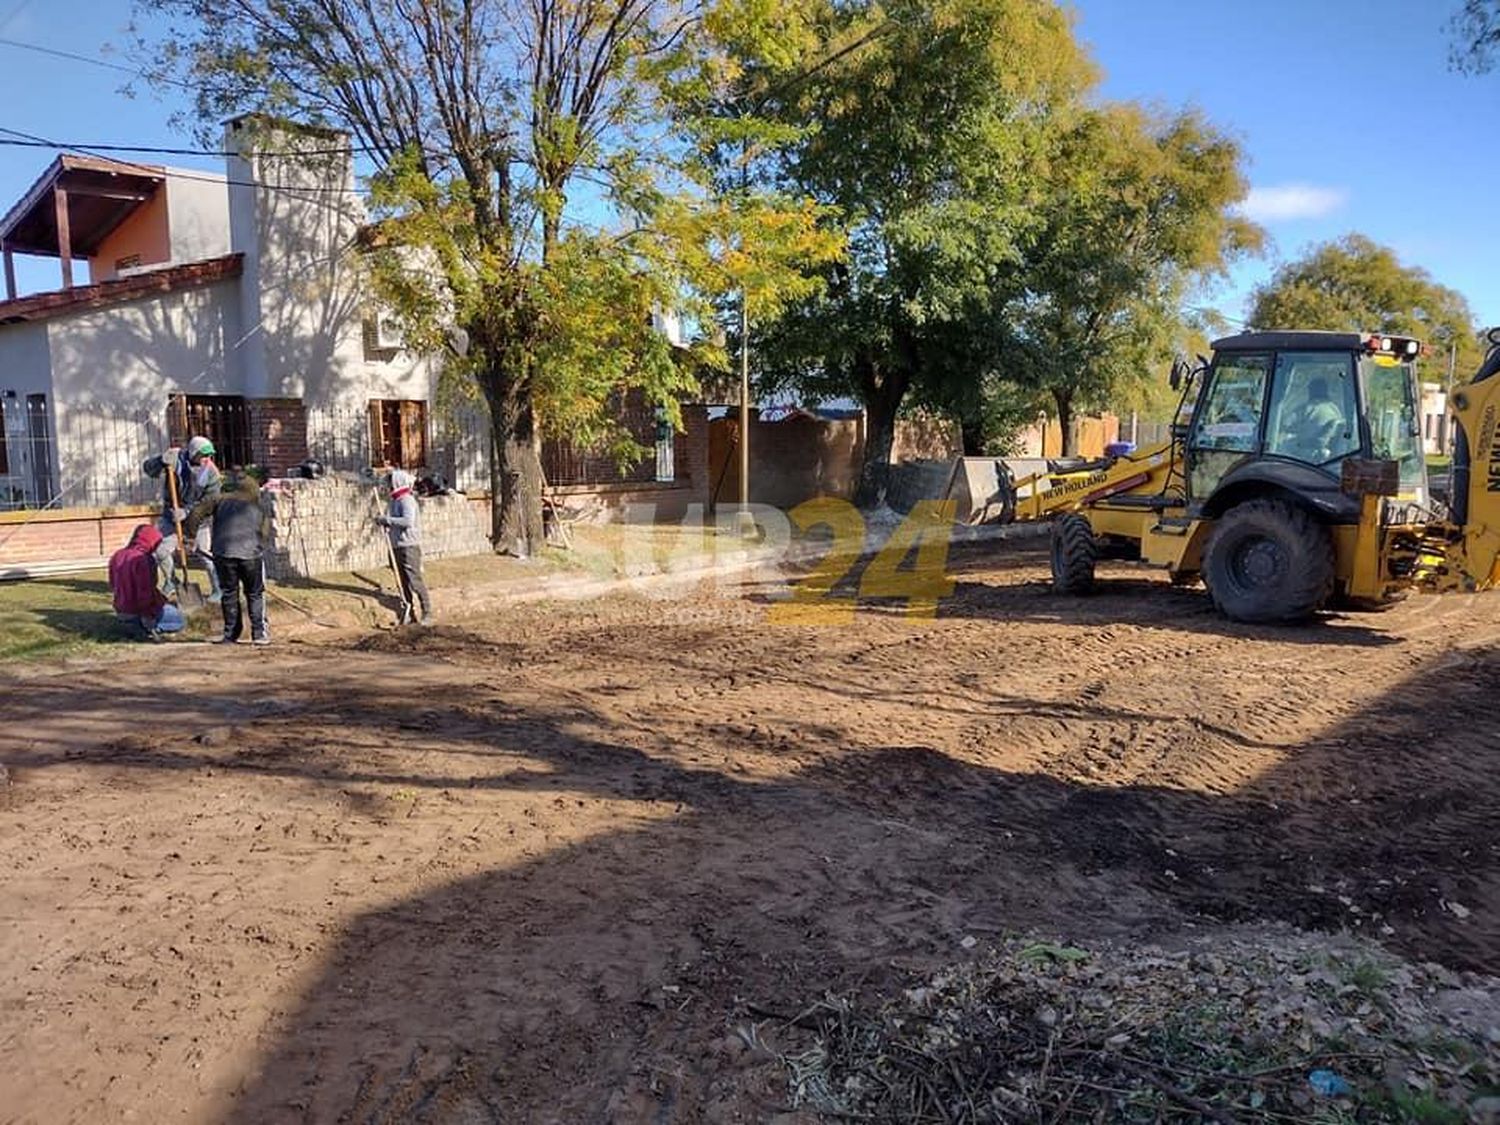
[
  {"left": 0, "top": 134, "right": 380, "bottom": 159},
  {"left": 0, "top": 34, "right": 197, "bottom": 90},
  {"left": 0, "top": 0, "right": 35, "bottom": 33},
  {"left": 0, "top": 127, "right": 371, "bottom": 196}
]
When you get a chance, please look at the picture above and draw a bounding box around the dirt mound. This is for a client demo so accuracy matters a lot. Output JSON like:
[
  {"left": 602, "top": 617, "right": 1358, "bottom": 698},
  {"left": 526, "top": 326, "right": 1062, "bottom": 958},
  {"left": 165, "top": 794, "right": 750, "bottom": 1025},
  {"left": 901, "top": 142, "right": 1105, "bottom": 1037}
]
[{"left": 788, "top": 933, "right": 1500, "bottom": 1123}]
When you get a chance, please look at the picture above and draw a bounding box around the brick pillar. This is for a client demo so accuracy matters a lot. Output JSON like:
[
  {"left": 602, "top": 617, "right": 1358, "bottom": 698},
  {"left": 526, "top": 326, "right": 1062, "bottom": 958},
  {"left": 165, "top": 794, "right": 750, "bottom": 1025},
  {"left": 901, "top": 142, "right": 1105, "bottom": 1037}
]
[
  {"left": 680, "top": 403, "right": 710, "bottom": 504},
  {"left": 248, "top": 398, "right": 309, "bottom": 475}
]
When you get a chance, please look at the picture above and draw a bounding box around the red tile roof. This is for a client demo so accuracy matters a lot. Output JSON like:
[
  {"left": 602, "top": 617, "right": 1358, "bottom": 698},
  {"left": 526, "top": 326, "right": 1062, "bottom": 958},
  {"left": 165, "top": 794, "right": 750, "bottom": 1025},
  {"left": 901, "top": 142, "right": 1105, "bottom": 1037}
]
[{"left": 0, "top": 254, "right": 243, "bottom": 326}]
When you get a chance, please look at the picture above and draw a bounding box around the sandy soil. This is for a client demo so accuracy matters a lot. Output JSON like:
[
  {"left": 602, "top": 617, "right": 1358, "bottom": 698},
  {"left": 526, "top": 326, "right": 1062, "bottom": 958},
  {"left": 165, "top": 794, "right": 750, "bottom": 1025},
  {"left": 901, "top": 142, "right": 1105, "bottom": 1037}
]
[{"left": 3, "top": 541, "right": 1499, "bottom": 1123}]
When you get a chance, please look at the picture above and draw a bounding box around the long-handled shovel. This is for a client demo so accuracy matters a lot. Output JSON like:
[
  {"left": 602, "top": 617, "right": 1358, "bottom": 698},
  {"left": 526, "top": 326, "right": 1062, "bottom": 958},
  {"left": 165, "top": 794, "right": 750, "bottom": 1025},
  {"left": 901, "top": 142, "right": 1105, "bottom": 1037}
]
[{"left": 166, "top": 462, "right": 207, "bottom": 614}]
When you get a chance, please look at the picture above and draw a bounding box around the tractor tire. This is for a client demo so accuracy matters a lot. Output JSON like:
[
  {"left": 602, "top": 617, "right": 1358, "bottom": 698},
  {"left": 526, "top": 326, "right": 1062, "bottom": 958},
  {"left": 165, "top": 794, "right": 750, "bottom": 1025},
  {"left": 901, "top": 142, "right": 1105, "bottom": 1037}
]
[
  {"left": 1051, "top": 513, "right": 1098, "bottom": 595},
  {"left": 1202, "top": 499, "right": 1334, "bottom": 623}
]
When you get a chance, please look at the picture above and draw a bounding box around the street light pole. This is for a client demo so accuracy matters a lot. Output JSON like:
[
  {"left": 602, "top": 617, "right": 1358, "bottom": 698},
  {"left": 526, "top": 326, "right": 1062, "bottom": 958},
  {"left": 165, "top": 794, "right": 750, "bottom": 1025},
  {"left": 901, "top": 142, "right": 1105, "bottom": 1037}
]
[
  {"left": 1447, "top": 341, "right": 1458, "bottom": 456},
  {"left": 738, "top": 286, "right": 754, "bottom": 536}
]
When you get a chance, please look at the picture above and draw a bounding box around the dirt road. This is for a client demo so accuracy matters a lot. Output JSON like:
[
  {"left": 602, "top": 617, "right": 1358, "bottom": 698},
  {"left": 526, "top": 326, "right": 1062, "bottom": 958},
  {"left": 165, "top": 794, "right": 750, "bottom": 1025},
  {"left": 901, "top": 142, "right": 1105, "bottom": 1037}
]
[{"left": 3, "top": 541, "right": 1499, "bottom": 1123}]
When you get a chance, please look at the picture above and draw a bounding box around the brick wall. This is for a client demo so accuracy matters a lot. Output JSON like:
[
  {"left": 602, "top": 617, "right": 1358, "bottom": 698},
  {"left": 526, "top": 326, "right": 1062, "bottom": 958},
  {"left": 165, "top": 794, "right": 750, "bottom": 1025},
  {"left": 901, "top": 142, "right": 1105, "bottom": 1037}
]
[
  {"left": 262, "top": 476, "right": 491, "bottom": 579},
  {"left": 679, "top": 404, "right": 710, "bottom": 504},
  {"left": 707, "top": 412, "right": 864, "bottom": 509},
  {"left": 248, "top": 398, "right": 309, "bottom": 475},
  {"left": 0, "top": 505, "right": 158, "bottom": 570}
]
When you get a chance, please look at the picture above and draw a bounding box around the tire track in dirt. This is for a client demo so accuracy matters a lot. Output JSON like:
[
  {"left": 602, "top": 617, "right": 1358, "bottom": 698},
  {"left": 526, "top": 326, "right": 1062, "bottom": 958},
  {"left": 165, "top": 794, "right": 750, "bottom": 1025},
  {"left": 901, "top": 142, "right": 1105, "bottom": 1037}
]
[{"left": 4, "top": 541, "right": 1500, "bottom": 1123}]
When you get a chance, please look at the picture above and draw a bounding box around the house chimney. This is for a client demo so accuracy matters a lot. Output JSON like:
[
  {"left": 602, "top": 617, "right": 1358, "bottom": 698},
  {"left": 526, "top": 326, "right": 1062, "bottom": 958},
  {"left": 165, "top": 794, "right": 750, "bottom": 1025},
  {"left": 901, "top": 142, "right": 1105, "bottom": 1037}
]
[{"left": 224, "top": 115, "right": 362, "bottom": 402}]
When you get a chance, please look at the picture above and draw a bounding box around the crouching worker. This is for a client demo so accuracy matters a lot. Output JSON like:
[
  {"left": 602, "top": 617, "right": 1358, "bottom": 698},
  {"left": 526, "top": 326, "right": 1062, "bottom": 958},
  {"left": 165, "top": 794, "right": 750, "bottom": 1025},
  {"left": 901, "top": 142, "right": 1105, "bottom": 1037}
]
[
  {"left": 108, "top": 524, "right": 185, "bottom": 639},
  {"left": 376, "top": 468, "right": 432, "bottom": 626},
  {"left": 187, "top": 469, "right": 271, "bottom": 646}
]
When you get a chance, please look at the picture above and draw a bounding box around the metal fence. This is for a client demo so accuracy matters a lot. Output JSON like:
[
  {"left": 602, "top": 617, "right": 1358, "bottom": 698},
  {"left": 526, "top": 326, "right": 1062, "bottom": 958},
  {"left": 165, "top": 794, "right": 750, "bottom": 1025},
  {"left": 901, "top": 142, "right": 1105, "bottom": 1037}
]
[
  {"left": 1, "top": 396, "right": 162, "bottom": 512},
  {"left": 0, "top": 393, "right": 679, "bottom": 513},
  {"left": 304, "top": 406, "right": 376, "bottom": 477}
]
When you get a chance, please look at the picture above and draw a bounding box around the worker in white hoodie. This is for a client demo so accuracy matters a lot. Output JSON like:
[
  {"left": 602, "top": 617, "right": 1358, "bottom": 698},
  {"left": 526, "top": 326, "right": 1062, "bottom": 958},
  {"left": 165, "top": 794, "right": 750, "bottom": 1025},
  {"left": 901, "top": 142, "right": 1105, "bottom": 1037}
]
[{"left": 375, "top": 469, "right": 433, "bottom": 625}]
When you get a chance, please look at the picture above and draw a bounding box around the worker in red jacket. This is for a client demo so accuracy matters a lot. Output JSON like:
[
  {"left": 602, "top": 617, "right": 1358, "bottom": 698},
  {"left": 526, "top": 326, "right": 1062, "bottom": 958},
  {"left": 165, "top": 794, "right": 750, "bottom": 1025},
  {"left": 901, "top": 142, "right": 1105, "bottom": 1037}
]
[{"left": 108, "top": 525, "right": 184, "bottom": 639}]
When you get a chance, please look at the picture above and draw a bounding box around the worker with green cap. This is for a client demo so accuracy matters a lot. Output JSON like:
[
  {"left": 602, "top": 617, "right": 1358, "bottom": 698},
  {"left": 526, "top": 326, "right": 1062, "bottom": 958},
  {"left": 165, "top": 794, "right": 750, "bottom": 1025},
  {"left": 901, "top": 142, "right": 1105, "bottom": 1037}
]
[{"left": 142, "top": 435, "right": 223, "bottom": 601}]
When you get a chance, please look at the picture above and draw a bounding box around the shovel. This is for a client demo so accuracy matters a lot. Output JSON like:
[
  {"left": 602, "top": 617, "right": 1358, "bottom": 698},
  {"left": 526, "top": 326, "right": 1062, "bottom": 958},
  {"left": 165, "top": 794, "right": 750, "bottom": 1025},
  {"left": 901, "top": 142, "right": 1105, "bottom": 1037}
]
[{"left": 166, "top": 461, "right": 208, "bottom": 614}]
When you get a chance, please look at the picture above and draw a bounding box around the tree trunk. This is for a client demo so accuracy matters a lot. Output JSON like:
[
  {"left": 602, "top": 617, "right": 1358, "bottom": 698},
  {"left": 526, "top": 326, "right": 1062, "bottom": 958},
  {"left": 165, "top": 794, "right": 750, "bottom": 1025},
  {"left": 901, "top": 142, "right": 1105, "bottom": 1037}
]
[
  {"left": 960, "top": 415, "right": 985, "bottom": 456},
  {"left": 1053, "top": 389, "right": 1074, "bottom": 457},
  {"left": 854, "top": 361, "right": 909, "bottom": 509},
  {"left": 481, "top": 373, "right": 545, "bottom": 557},
  {"left": 855, "top": 405, "right": 897, "bottom": 508}
]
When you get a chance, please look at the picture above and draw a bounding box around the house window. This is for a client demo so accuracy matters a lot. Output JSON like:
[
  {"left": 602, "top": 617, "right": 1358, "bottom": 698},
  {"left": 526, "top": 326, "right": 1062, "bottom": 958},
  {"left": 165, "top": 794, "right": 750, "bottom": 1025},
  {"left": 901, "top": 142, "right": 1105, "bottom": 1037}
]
[
  {"left": 368, "top": 399, "right": 428, "bottom": 468},
  {"left": 168, "top": 394, "right": 254, "bottom": 468}
]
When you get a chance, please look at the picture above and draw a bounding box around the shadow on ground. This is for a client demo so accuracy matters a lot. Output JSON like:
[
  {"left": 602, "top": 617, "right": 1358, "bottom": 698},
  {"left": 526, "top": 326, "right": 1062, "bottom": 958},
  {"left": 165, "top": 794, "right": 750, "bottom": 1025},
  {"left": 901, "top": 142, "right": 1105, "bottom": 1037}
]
[{"left": 5, "top": 618, "right": 1497, "bottom": 1121}]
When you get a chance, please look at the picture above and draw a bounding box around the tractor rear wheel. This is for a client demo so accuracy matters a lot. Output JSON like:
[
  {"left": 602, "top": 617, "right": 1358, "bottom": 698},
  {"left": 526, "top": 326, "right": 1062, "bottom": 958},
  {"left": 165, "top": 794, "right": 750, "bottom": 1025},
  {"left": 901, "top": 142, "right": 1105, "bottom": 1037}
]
[
  {"left": 1050, "top": 513, "right": 1098, "bottom": 595},
  {"left": 1203, "top": 499, "right": 1334, "bottom": 623}
]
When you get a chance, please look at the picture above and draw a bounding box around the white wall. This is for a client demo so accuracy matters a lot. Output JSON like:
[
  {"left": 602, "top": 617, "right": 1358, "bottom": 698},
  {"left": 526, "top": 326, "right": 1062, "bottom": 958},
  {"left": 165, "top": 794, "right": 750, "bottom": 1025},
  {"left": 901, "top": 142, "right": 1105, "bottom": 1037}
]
[
  {"left": 224, "top": 119, "right": 435, "bottom": 414},
  {"left": 43, "top": 278, "right": 241, "bottom": 506},
  {"left": 165, "top": 171, "right": 232, "bottom": 265}
]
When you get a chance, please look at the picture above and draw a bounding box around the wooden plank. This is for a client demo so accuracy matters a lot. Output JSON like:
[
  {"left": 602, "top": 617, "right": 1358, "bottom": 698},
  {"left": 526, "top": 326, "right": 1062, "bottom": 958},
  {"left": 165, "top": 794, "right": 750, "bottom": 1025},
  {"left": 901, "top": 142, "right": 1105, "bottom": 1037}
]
[
  {"left": 2, "top": 242, "right": 14, "bottom": 300},
  {"left": 54, "top": 187, "right": 73, "bottom": 288}
]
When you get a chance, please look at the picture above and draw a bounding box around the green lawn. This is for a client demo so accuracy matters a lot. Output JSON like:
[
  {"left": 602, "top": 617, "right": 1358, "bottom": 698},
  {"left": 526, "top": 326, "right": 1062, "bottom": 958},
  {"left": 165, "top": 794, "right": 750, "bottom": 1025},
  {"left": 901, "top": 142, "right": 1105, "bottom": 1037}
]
[
  {"left": 0, "top": 571, "right": 146, "bottom": 662},
  {"left": 0, "top": 570, "right": 230, "bottom": 662},
  {"left": 0, "top": 524, "right": 726, "bottom": 663}
]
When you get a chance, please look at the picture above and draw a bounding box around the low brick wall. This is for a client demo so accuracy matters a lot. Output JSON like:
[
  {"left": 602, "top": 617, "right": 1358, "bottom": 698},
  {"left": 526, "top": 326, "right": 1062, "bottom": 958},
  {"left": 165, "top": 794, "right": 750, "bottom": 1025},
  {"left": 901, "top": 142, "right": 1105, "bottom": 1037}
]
[
  {"left": 262, "top": 477, "right": 491, "bottom": 579},
  {"left": 0, "top": 505, "right": 158, "bottom": 571},
  {"left": 4, "top": 477, "right": 708, "bottom": 578}
]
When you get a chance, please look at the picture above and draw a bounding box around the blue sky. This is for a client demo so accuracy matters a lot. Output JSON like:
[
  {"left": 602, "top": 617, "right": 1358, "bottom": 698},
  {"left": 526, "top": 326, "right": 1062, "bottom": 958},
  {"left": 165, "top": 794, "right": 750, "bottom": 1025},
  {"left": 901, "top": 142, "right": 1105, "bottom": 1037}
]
[
  {"left": 1071, "top": 0, "right": 1500, "bottom": 329},
  {"left": 2, "top": 0, "right": 1497, "bottom": 329}
]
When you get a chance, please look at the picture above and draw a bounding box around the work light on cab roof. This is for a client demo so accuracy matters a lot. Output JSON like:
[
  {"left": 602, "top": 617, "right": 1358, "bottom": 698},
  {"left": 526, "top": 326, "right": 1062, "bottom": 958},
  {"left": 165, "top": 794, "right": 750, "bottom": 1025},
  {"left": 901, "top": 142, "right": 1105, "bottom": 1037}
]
[{"left": 1363, "top": 333, "right": 1424, "bottom": 358}]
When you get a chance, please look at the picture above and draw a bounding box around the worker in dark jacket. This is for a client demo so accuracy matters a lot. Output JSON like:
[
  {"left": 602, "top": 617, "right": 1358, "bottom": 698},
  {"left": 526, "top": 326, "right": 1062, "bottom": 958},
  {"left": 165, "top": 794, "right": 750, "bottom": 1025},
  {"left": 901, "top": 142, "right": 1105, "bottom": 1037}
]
[
  {"left": 142, "top": 435, "right": 223, "bottom": 601},
  {"left": 108, "top": 524, "right": 185, "bottom": 639},
  {"left": 186, "top": 470, "right": 271, "bottom": 645},
  {"left": 375, "top": 468, "right": 432, "bottom": 625}
]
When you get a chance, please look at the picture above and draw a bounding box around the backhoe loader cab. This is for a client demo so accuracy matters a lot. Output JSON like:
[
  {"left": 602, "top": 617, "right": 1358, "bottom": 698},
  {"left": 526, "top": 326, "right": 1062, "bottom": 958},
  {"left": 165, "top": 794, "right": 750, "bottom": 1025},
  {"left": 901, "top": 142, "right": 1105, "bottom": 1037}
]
[
  {"left": 1014, "top": 330, "right": 1438, "bottom": 622},
  {"left": 1185, "top": 331, "right": 1428, "bottom": 519},
  {"left": 1011, "top": 326, "right": 1500, "bottom": 623}
]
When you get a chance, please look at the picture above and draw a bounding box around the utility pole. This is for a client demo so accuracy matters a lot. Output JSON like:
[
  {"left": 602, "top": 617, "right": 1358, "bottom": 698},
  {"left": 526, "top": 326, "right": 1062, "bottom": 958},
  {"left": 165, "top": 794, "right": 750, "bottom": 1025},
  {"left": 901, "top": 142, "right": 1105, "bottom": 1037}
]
[
  {"left": 735, "top": 138, "right": 756, "bottom": 538},
  {"left": 738, "top": 286, "right": 753, "bottom": 535},
  {"left": 1446, "top": 341, "right": 1458, "bottom": 456}
]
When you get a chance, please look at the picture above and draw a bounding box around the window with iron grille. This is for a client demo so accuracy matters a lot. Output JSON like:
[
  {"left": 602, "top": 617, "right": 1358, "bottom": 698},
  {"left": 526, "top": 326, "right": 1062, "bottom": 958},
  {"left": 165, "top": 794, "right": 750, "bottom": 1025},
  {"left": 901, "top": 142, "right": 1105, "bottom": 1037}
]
[
  {"left": 167, "top": 394, "right": 254, "bottom": 468},
  {"left": 368, "top": 399, "right": 428, "bottom": 468},
  {"left": 541, "top": 390, "right": 663, "bottom": 486}
]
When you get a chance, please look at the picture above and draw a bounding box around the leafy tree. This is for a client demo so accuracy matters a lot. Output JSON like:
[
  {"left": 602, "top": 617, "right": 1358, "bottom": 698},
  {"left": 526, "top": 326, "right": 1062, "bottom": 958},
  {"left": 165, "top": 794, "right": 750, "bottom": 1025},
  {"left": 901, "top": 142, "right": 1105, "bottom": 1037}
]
[
  {"left": 1002, "top": 105, "right": 1261, "bottom": 453},
  {"left": 138, "top": 0, "right": 834, "bottom": 553},
  {"left": 1248, "top": 234, "right": 1483, "bottom": 381},
  {"left": 749, "top": 0, "right": 1095, "bottom": 504},
  {"left": 1450, "top": 0, "right": 1500, "bottom": 72}
]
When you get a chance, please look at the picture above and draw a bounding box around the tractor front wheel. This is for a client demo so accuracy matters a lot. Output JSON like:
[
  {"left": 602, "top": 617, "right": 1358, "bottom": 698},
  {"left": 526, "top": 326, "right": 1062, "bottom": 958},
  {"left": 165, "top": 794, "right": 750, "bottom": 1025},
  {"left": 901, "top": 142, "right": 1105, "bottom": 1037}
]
[
  {"left": 1203, "top": 499, "right": 1334, "bottom": 623},
  {"left": 1050, "top": 513, "right": 1098, "bottom": 595}
]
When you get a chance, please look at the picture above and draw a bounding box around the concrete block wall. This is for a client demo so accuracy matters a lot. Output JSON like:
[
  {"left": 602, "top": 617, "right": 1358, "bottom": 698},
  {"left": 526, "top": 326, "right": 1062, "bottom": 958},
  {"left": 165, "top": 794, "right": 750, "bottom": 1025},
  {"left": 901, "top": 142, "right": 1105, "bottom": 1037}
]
[{"left": 261, "top": 476, "right": 490, "bottom": 579}]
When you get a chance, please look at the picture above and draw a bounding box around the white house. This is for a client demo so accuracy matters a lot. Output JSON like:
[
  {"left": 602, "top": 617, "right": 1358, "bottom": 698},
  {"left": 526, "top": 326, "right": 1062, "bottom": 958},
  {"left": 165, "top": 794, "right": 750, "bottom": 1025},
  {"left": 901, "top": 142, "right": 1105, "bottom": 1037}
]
[{"left": 0, "top": 116, "right": 437, "bottom": 510}]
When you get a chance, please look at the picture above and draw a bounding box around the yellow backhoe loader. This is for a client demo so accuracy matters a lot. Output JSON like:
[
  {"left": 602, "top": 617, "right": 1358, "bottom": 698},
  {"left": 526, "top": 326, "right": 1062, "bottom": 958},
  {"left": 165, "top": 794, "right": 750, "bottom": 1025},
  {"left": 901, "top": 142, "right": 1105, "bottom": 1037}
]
[{"left": 1001, "top": 327, "right": 1500, "bottom": 622}]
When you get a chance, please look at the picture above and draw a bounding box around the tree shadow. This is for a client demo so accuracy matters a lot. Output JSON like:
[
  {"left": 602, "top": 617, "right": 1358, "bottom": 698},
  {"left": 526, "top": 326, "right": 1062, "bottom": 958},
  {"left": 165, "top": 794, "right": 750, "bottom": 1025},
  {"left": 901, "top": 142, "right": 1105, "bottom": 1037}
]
[
  {"left": 936, "top": 574, "right": 1403, "bottom": 646},
  {"left": 3, "top": 630, "right": 1496, "bottom": 1120}
]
